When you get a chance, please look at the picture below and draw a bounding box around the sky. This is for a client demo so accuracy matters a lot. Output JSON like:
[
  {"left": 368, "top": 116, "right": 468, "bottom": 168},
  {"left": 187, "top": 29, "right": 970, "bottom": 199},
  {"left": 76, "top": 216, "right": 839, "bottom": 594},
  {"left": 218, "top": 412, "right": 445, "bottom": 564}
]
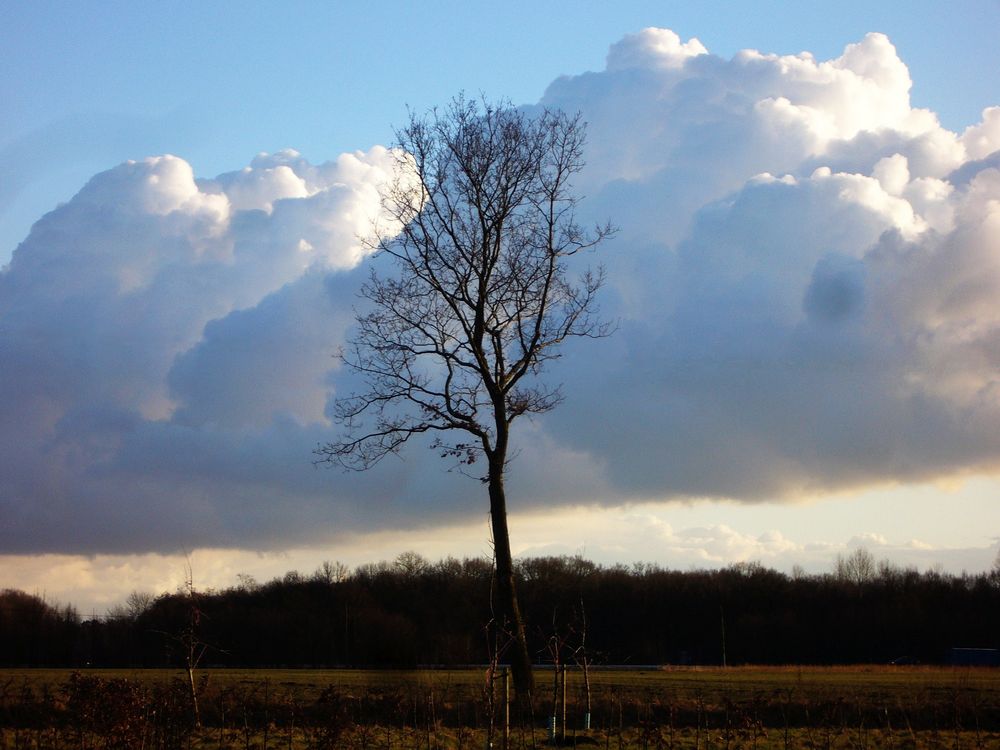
[{"left": 2, "top": 1, "right": 1000, "bottom": 615}]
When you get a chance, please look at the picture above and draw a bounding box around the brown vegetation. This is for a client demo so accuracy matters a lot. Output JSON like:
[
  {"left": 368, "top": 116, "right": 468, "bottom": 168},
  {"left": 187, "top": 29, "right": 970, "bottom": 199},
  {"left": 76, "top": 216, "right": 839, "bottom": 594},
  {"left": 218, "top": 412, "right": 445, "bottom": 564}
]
[{"left": 1, "top": 666, "right": 998, "bottom": 749}]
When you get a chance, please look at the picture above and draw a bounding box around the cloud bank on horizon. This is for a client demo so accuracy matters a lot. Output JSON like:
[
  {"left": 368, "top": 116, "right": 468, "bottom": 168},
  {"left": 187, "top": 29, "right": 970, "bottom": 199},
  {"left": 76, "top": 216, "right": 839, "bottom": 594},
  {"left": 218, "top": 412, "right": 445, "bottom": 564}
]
[{"left": 2, "top": 29, "right": 999, "bottom": 555}]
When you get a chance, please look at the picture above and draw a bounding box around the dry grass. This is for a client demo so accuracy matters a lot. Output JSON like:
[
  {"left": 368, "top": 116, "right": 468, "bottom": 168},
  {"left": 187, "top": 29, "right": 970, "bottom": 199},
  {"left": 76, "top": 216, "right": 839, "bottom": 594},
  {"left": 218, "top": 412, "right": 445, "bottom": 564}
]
[{"left": 2, "top": 666, "right": 999, "bottom": 749}]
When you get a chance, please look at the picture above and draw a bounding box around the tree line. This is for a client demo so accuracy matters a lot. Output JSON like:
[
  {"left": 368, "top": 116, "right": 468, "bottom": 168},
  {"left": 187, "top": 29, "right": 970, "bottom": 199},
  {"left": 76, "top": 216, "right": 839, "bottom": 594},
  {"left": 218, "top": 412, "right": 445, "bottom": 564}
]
[{"left": 2, "top": 552, "right": 998, "bottom": 669}]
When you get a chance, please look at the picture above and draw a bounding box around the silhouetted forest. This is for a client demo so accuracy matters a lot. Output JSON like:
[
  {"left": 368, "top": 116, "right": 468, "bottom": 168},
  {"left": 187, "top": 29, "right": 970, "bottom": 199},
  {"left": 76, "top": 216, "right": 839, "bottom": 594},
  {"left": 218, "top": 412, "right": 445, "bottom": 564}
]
[{"left": 3, "top": 553, "right": 998, "bottom": 668}]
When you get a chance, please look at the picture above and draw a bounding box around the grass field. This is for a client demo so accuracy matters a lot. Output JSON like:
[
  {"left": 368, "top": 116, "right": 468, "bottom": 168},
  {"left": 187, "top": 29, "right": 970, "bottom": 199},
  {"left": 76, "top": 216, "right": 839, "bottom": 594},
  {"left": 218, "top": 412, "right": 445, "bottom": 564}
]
[{"left": 2, "top": 665, "right": 999, "bottom": 748}]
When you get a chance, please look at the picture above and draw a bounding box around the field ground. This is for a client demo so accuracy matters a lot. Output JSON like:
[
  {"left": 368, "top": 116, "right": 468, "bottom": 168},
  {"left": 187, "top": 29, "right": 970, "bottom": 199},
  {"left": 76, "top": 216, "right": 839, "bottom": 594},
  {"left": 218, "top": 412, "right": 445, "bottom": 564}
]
[{"left": 2, "top": 665, "right": 999, "bottom": 748}]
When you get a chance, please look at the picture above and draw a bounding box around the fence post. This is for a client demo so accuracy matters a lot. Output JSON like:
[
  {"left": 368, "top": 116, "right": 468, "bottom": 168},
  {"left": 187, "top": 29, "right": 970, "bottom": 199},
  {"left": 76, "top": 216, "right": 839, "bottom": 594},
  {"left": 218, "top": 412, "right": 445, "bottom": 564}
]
[
  {"left": 561, "top": 663, "right": 567, "bottom": 743},
  {"left": 503, "top": 668, "right": 510, "bottom": 750}
]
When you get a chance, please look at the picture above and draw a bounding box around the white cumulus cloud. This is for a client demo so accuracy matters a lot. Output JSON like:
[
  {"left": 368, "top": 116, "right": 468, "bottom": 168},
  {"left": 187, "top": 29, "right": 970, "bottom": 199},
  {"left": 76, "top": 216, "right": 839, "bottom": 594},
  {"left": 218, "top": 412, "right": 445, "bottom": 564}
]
[{"left": 1, "top": 29, "right": 999, "bottom": 556}]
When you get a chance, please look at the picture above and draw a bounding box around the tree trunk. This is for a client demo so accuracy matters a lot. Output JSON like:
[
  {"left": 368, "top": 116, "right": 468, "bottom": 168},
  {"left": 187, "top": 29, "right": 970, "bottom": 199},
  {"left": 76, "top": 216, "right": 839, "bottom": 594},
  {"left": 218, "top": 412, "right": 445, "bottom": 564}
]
[
  {"left": 187, "top": 663, "right": 201, "bottom": 728},
  {"left": 488, "top": 465, "right": 534, "bottom": 697}
]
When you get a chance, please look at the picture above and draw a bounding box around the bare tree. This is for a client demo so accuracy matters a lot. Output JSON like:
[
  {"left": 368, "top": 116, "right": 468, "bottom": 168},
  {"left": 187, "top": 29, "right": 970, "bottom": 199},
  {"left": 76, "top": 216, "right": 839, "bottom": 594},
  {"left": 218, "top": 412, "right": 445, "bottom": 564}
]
[
  {"left": 316, "top": 96, "right": 614, "bottom": 695},
  {"left": 106, "top": 590, "right": 155, "bottom": 622},
  {"left": 572, "top": 599, "right": 593, "bottom": 731},
  {"left": 394, "top": 550, "right": 430, "bottom": 576},
  {"left": 835, "top": 546, "right": 877, "bottom": 586},
  {"left": 153, "top": 561, "right": 211, "bottom": 728},
  {"left": 125, "top": 590, "right": 154, "bottom": 619},
  {"left": 313, "top": 560, "right": 350, "bottom": 585},
  {"left": 180, "top": 562, "right": 207, "bottom": 728}
]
